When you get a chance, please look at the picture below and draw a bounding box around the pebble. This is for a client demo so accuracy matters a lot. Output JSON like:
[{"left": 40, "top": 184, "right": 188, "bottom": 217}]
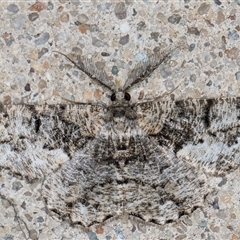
[
  {"left": 187, "top": 27, "right": 200, "bottom": 35},
  {"left": 29, "top": 2, "right": 46, "bottom": 12},
  {"left": 97, "top": 3, "right": 111, "bottom": 11},
  {"left": 119, "top": 34, "right": 129, "bottom": 45},
  {"left": 29, "top": 229, "right": 38, "bottom": 240},
  {"left": 137, "top": 21, "right": 146, "bottom": 30},
  {"left": 7, "top": 4, "right": 19, "bottom": 13},
  {"left": 189, "top": 43, "right": 195, "bottom": 51},
  {"left": 92, "top": 37, "right": 105, "bottom": 47},
  {"left": 115, "top": 225, "right": 125, "bottom": 240},
  {"left": 4, "top": 35, "right": 14, "bottom": 47},
  {"left": 34, "top": 32, "right": 50, "bottom": 45},
  {"left": 235, "top": 71, "right": 240, "bottom": 80},
  {"left": 225, "top": 47, "right": 239, "bottom": 59},
  {"left": 38, "top": 80, "right": 47, "bottom": 89},
  {"left": 151, "top": 32, "right": 159, "bottom": 42},
  {"left": 38, "top": 47, "right": 48, "bottom": 59},
  {"left": 112, "top": 66, "right": 119, "bottom": 75},
  {"left": 87, "top": 231, "right": 99, "bottom": 240},
  {"left": 47, "top": 2, "right": 54, "bottom": 10},
  {"left": 25, "top": 83, "right": 31, "bottom": 91},
  {"left": 78, "top": 13, "right": 89, "bottom": 23},
  {"left": 168, "top": 14, "right": 181, "bottom": 24},
  {"left": 3, "top": 95, "right": 12, "bottom": 105},
  {"left": 101, "top": 52, "right": 110, "bottom": 57},
  {"left": 12, "top": 15, "right": 26, "bottom": 30},
  {"left": 114, "top": 2, "right": 127, "bottom": 20},
  {"left": 134, "top": 52, "right": 148, "bottom": 62},
  {"left": 120, "top": 22, "right": 130, "bottom": 33},
  {"left": 60, "top": 12, "right": 69, "bottom": 22},
  {"left": 198, "top": 3, "right": 210, "bottom": 15},
  {"left": 216, "top": 11, "right": 225, "bottom": 25},
  {"left": 12, "top": 181, "right": 23, "bottom": 191},
  {"left": 37, "top": 216, "right": 44, "bottom": 223},
  {"left": 228, "top": 30, "right": 239, "bottom": 40},
  {"left": 28, "top": 13, "right": 39, "bottom": 21},
  {"left": 214, "top": 0, "right": 222, "bottom": 5}
]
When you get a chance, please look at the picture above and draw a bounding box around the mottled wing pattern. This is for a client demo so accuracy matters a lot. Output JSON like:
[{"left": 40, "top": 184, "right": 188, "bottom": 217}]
[
  {"left": 0, "top": 104, "right": 105, "bottom": 179},
  {"left": 137, "top": 97, "right": 240, "bottom": 174}
]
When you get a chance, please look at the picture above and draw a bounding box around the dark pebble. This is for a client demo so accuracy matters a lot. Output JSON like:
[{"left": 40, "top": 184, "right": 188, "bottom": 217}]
[
  {"left": 214, "top": 0, "right": 222, "bottom": 5},
  {"left": 37, "top": 216, "right": 44, "bottom": 222},
  {"left": 12, "top": 181, "right": 23, "bottom": 191},
  {"left": 101, "top": 52, "right": 110, "bottom": 57},
  {"left": 212, "top": 197, "right": 220, "bottom": 210},
  {"left": 137, "top": 21, "right": 146, "bottom": 31},
  {"left": 25, "top": 83, "right": 31, "bottom": 91},
  {"left": 187, "top": 27, "right": 200, "bottom": 35},
  {"left": 7, "top": 4, "right": 19, "bottom": 13},
  {"left": 112, "top": 66, "right": 119, "bottom": 75},
  {"left": 114, "top": 2, "right": 127, "bottom": 20},
  {"left": 151, "top": 32, "right": 159, "bottom": 42},
  {"left": 133, "top": 8, "right": 137, "bottom": 16},
  {"left": 204, "top": 42, "right": 210, "bottom": 47},
  {"left": 189, "top": 43, "right": 195, "bottom": 51},
  {"left": 168, "top": 14, "right": 181, "bottom": 24},
  {"left": 47, "top": 2, "right": 54, "bottom": 10},
  {"left": 38, "top": 47, "right": 48, "bottom": 59},
  {"left": 218, "top": 176, "right": 227, "bottom": 186},
  {"left": 206, "top": 80, "right": 212, "bottom": 86},
  {"left": 119, "top": 34, "right": 129, "bottom": 45}
]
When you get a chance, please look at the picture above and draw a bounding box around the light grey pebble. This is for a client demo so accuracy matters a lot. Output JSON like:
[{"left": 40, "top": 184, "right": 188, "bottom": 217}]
[
  {"left": 197, "top": 2, "right": 210, "bottom": 15},
  {"left": 12, "top": 181, "right": 23, "bottom": 191},
  {"left": 134, "top": 52, "right": 148, "bottom": 62},
  {"left": 28, "top": 13, "right": 39, "bottom": 21},
  {"left": 228, "top": 30, "right": 239, "bottom": 40},
  {"left": 34, "top": 32, "right": 50, "bottom": 45},
  {"left": 92, "top": 37, "right": 105, "bottom": 47},
  {"left": 97, "top": 3, "right": 111, "bottom": 11},
  {"left": 164, "top": 79, "right": 174, "bottom": 90},
  {"left": 106, "top": 236, "right": 111, "bottom": 240},
  {"left": 7, "top": 4, "right": 19, "bottom": 13},
  {"left": 160, "top": 66, "right": 172, "bottom": 78},
  {"left": 115, "top": 225, "right": 125, "bottom": 240},
  {"left": 200, "top": 220, "right": 207, "bottom": 228},
  {"left": 12, "top": 15, "right": 25, "bottom": 30},
  {"left": 47, "top": 2, "right": 54, "bottom": 10},
  {"left": 3, "top": 235, "right": 14, "bottom": 240},
  {"left": 4, "top": 35, "right": 14, "bottom": 46},
  {"left": 235, "top": 71, "right": 240, "bottom": 80},
  {"left": 78, "top": 13, "right": 89, "bottom": 23},
  {"left": 114, "top": 2, "right": 127, "bottom": 20},
  {"left": 190, "top": 74, "right": 196, "bottom": 82},
  {"left": 87, "top": 231, "right": 99, "bottom": 240},
  {"left": 119, "top": 34, "right": 129, "bottom": 45},
  {"left": 168, "top": 14, "right": 181, "bottom": 24}
]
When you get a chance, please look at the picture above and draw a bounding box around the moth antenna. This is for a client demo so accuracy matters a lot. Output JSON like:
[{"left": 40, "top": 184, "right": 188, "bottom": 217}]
[
  {"left": 123, "top": 45, "right": 185, "bottom": 91},
  {"left": 53, "top": 51, "right": 115, "bottom": 93},
  {"left": 60, "top": 95, "right": 107, "bottom": 108},
  {"left": 135, "top": 82, "right": 181, "bottom": 106}
]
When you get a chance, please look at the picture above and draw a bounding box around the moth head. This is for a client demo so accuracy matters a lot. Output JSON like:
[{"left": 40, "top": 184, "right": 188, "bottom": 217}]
[{"left": 110, "top": 91, "right": 131, "bottom": 104}]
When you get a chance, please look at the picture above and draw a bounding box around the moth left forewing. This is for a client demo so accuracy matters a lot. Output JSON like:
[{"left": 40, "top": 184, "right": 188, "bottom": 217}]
[
  {"left": 137, "top": 97, "right": 240, "bottom": 174},
  {"left": 0, "top": 104, "right": 106, "bottom": 180}
]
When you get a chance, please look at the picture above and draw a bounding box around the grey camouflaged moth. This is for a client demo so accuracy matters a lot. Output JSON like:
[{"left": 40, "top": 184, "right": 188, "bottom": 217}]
[{"left": 1, "top": 48, "right": 240, "bottom": 227}]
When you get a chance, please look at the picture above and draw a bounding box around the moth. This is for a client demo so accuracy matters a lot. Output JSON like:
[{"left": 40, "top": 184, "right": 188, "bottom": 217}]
[{"left": 0, "top": 48, "right": 240, "bottom": 227}]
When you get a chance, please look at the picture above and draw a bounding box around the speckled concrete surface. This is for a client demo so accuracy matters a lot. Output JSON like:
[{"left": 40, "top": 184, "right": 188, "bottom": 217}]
[{"left": 0, "top": 0, "right": 240, "bottom": 239}]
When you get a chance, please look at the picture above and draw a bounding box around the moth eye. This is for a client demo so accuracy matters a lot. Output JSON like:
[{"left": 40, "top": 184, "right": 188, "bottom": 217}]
[
  {"left": 124, "top": 92, "right": 131, "bottom": 101},
  {"left": 111, "top": 93, "right": 116, "bottom": 101}
]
